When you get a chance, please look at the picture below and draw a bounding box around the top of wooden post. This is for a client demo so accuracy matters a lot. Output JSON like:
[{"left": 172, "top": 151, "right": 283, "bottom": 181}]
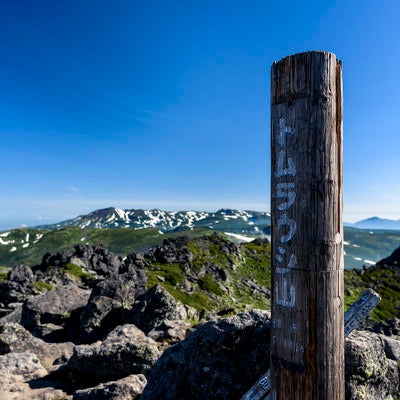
[{"left": 271, "top": 51, "right": 342, "bottom": 105}]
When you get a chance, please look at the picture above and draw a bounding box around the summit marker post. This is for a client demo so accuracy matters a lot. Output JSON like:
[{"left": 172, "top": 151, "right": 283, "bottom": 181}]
[{"left": 270, "top": 51, "right": 344, "bottom": 399}]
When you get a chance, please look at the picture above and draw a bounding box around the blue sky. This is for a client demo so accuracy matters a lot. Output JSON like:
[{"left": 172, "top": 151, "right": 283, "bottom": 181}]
[{"left": 1, "top": 0, "right": 400, "bottom": 229}]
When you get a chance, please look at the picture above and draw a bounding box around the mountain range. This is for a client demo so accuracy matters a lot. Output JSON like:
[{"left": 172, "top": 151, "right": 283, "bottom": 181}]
[
  {"left": 1, "top": 207, "right": 400, "bottom": 270},
  {"left": 35, "top": 207, "right": 271, "bottom": 234}
]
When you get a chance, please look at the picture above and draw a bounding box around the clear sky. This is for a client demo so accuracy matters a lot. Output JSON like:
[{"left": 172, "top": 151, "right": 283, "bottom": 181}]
[{"left": 1, "top": 0, "right": 400, "bottom": 229}]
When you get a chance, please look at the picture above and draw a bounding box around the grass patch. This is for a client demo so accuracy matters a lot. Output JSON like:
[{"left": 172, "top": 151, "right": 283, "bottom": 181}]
[
  {"left": 146, "top": 263, "right": 184, "bottom": 287},
  {"left": 237, "top": 240, "right": 271, "bottom": 288},
  {"left": 164, "top": 284, "right": 213, "bottom": 311},
  {"left": 198, "top": 274, "right": 223, "bottom": 296},
  {"left": 31, "top": 281, "right": 54, "bottom": 292},
  {"left": 62, "top": 263, "right": 96, "bottom": 281}
]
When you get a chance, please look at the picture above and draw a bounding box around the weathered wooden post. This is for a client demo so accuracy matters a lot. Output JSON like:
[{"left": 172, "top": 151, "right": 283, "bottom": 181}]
[{"left": 270, "top": 51, "right": 344, "bottom": 399}]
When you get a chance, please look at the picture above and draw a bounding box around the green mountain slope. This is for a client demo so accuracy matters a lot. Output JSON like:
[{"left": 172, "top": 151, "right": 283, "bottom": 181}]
[{"left": 0, "top": 227, "right": 217, "bottom": 267}]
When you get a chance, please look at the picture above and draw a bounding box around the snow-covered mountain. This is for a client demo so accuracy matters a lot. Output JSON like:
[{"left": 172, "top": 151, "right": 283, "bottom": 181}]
[{"left": 36, "top": 207, "right": 271, "bottom": 235}]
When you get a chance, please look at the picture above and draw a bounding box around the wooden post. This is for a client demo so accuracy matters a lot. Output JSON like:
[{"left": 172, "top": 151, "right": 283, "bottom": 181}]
[
  {"left": 270, "top": 51, "right": 344, "bottom": 399},
  {"left": 240, "top": 289, "right": 381, "bottom": 400}
]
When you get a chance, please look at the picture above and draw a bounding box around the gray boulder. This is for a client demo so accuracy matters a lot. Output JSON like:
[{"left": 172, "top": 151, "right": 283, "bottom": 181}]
[
  {"left": 71, "top": 244, "right": 123, "bottom": 277},
  {"left": 382, "top": 335, "right": 400, "bottom": 362},
  {"left": 141, "top": 310, "right": 271, "bottom": 400},
  {"left": 0, "top": 323, "right": 74, "bottom": 371},
  {"left": 0, "top": 303, "right": 23, "bottom": 326},
  {"left": 0, "top": 352, "right": 69, "bottom": 399},
  {"left": 20, "top": 284, "right": 90, "bottom": 333},
  {"left": 148, "top": 319, "right": 191, "bottom": 347},
  {"left": 127, "top": 284, "right": 192, "bottom": 334},
  {"left": 72, "top": 374, "right": 146, "bottom": 400},
  {"left": 345, "top": 330, "right": 400, "bottom": 400},
  {"left": 8, "top": 264, "right": 34, "bottom": 286},
  {"left": 79, "top": 272, "right": 146, "bottom": 343},
  {"left": 65, "top": 324, "right": 160, "bottom": 388}
]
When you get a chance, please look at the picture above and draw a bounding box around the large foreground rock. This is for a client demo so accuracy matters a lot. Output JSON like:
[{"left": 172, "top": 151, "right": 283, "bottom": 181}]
[
  {"left": 0, "top": 352, "right": 69, "bottom": 400},
  {"left": 72, "top": 374, "right": 146, "bottom": 400},
  {"left": 21, "top": 284, "right": 90, "bottom": 335},
  {"left": 141, "top": 310, "right": 271, "bottom": 400},
  {"left": 127, "top": 284, "right": 193, "bottom": 334},
  {"left": 345, "top": 330, "right": 399, "bottom": 400},
  {"left": 64, "top": 324, "right": 160, "bottom": 389},
  {"left": 0, "top": 323, "right": 74, "bottom": 371},
  {"left": 79, "top": 272, "right": 146, "bottom": 343}
]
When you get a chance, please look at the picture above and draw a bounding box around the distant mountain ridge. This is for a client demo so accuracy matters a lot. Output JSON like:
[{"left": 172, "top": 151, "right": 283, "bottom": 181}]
[
  {"left": 350, "top": 217, "right": 400, "bottom": 230},
  {"left": 35, "top": 207, "right": 271, "bottom": 235}
]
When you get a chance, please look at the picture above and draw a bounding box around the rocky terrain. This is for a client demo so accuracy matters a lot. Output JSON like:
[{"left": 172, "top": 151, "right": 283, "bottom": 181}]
[{"left": 0, "top": 234, "right": 398, "bottom": 399}]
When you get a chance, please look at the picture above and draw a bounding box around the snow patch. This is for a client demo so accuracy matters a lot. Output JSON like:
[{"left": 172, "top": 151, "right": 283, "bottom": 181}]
[
  {"left": 22, "top": 243, "right": 29, "bottom": 248},
  {"left": 224, "top": 232, "right": 254, "bottom": 243},
  {"left": 0, "top": 232, "right": 10, "bottom": 237},
  {"left": 0, "top": 237, "right": 15, "bottom": 245},
  {"left": 364, "top": 259, "right": 376, "bottom": 265},
  {"left": 9, "top": 246, "right": 17, "bottom": 252},
  {"left": 25, "top": 233, "right": 30, "bottom": 243},
  {"left": 115, "top": 208, "right": 131, "bottom": 223}
]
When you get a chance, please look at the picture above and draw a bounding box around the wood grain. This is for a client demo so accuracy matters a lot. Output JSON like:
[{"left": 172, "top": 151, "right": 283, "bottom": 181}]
[
  {"left": 270, "top": 51, "right": 344, "bottom": 399},
  {"left": 240, "top": 289, "right": 380, "bottom": 400}
]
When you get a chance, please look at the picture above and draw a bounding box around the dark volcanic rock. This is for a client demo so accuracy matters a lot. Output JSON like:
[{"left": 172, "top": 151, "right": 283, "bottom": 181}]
[
  {"left": 72, "top": 374, "right": 146, "bottom": 400},
  {"left": 141, "top": 310, "right": 271, "bottom": 400},
  {"left": 127, "top": 285, "right": 191, "bottom": 334},
  {"left": 148, "top": 319, "right": 191, "bottom": 346},
  {"left": 8, "top": 264, "right": 34, "bottom": 286},
  {"left": 71, "top": 244, "right": 123, "bottom": 277},
  {"left": 151, "top": 237, "right": 193, "bottom": 264},
  {"left": 79, "top": 271, "right": 147, "bottom": 343},
  {"left": 0, "top": 265, "right": 35, "bottom": 304},
  {"left": 21, "top": 284, "right": 90, "bottom": 333},
  {"left": 65, "top": 324, "right": 160, "bottom": 388}
]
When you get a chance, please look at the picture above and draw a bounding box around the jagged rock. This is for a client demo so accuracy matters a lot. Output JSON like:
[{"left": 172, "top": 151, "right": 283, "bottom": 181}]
[
  {"left": 20, "top": 284, "right": 90, "bottom": 333},
  {"left": 141, "top": 310, "right": 271, "bottom": 400},
  {"left": 79, "top": 271, "right": 146, "bottom": 343},
  {"left": 372, "top": 318, "right": 400, "bottom": 337},
  {"left": 382, "top": 335, "right": 400, "bottom": 362},
  {"left": 0, "top": 303, "right": 23, "bottom": 326},
  {"left": 8, "top": 264, "right": 34, "bottom": 286},
  {"left": 345, "top": 330, "right": 400, "bottom": 400},
  {"left": 64, "top": 324, "right": 160, "bottom": 389},
  {"left": 33, "top": 323, "right": 66, "bottom": 342},
  {"left": 148, "top": 319, "right": 191, "bottom": 347},
  {"left": 72, "top": 374, "right": 146, "bottom": 400},
  {"left": 40, "top": 251, "right": 69, "bottom": 268},
  {"left": 119, "top": 252, "right": 148, "bottom": 273},
  {"left": 0, "top": 352, "right": 69, "bottom": 399},
  {"left": 71, "top": 244, "right": 123, "bottom": 277},
  {"left": 127, "top": 285, "right": 192, "bottom": 334},
  {"left": 0, "top": 279, "right": 33, "bottom": 304},
  {"left": 0, "top": 323, "right": 74, "bottom": 371},
  {"left": 148, "top": 237, "right": 193, "bottom": 264}
]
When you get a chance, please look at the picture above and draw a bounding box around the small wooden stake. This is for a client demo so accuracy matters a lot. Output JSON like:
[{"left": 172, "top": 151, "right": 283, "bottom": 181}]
[{"left": 270, "top": 51, "right": 344, "bottom": 399}]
